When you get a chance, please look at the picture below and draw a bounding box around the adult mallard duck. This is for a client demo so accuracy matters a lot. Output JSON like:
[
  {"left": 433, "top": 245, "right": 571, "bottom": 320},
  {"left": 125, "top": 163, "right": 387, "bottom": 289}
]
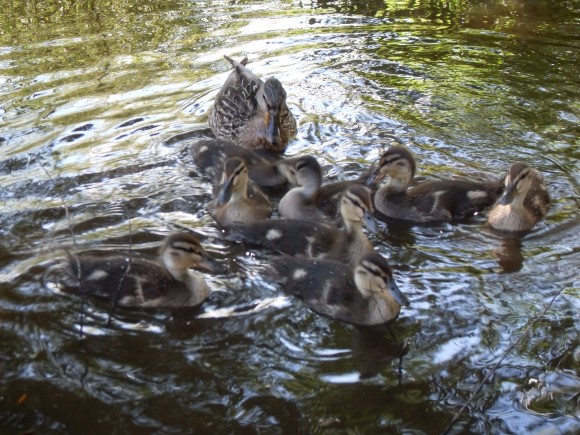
[
  {"left": 487, "top": 161, "right": 550, "bottom": 232},
  {"left": 208, "top": 157, "right": 272, "bottom": 227},
  {"left": 369, "top": 146, "right": 504, "bottom": 224},
  {"left": 209, "top": 56, "right": 297, "bottom": 153},
  {"left": 268, "top": 252, "right": 409, "bottom": 326},
  {"left": 54, "top": 233, "right": 221, "bottom": 308}
]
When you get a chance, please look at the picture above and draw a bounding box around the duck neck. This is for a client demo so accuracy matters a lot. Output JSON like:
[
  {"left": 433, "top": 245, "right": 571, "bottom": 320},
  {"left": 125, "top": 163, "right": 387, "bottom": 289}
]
[{"left": 385, "top": 172, "right": 411, "bottom": 193}]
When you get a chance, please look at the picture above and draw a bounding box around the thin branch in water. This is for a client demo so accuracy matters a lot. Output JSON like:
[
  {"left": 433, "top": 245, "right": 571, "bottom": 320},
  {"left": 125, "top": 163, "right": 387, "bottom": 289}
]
[
  {"left": 442, "top": 287, "right": 567, "bottom": 434},
  {"left": 39, "top": 161, "right": 86, "bottom": 341},
  {"left": 107, "top": 218, "right": 133, "bottom": 327}
]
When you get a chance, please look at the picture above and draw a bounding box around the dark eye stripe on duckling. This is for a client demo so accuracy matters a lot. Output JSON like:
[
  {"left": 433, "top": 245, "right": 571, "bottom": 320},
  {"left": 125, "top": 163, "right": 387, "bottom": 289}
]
[
  {"left": 171, "top": 241, "right": 202, "bottom": 255},
  {"left": 343, "top": 186, "right": 371, "bottom": 211},
  {"left": 225, "top": 159, "right": 246, "bottom": 177},
  {"left": 361, "top": 260, "right": 389, "bottom": 278}
]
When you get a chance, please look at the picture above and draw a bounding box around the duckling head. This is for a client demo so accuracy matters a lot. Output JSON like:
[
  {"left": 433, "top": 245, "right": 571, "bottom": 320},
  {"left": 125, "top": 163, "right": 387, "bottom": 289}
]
[
  {"left": 216, "top": 158, "right": 249, "bottom": 206},
  {"left": 499, "top": 161, "right": 536, "bottom": 206},
  {"left": 259, "top": 77, "right": 287, "bottom": 148},
  {"left": 280, "top": 155, "right": 322, "bottom": 194},
  {"left": 354, "top": 253, "right": 409, "bottom": 308},
  {"left": 160, "top": 233, "right": 221, "bottom": 280},
  {"left": 340, "top": 185, "right": 378, "bottom": 233},
  {"left": 368, "top": 146, "right": 416, "bottom": 191}
]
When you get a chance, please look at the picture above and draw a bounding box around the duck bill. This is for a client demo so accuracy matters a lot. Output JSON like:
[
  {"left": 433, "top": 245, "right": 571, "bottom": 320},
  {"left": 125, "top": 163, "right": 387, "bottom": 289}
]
[
  {"left": 499, "top": 185, "right": 515, "bottom": 206},
  {"left": 266, "top": 111, "right": 280, "bottom": 147},
  {"left": 363, "top": 210, "right": 379, "bottom": 234},
  {"left": 366, "top": 166, "right": 387, "bottom": 186},
  {"left": 196, "top": 254, "right": 225, "bottom": 274},
  {"left": 386, "top": 279, "right": 410, "bottom": 307},
  {"left": 216, "top": 178, "right": 234, "bottom": 206}
]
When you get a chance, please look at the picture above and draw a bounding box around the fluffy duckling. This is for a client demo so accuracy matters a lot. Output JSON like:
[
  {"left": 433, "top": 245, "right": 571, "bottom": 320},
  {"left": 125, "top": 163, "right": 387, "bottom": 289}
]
[
  {"left": 268, "top": 252, "right": 410, "bottom": 326},
  {"left": 315, "top": 164, "right": 379, "bottom": 219},
  {"left": 278, "top": 155, "right": 326, "bottom": 220},
  {"left": 190, "top": 138, "right": 292, "bottom": 189},
  {"left": 209, "top": 56, "right": 297, "bottom": 153},
  {"left": 370, "top": 146, "right": 504, "bottom": 224},
  {"left": 208, "top": 157, "right": 272, "bottom": 227},
  {"left": 55, "top": 233, "right": 221, "bottom": 308},
  {"left": 225, "top": 184, "right": 378, "bottom": 267},
  {"left": 487, "top": 162, "right": 550, "bottom": 232}
]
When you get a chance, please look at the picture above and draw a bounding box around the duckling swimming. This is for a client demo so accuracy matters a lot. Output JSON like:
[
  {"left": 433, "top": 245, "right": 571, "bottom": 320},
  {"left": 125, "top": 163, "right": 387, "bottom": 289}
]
[
  {"left": 370, "top": 146, "right": 504, "bottom": 224},
  {"left": 277, "top": 155, "right": 326, "bottom": 221},
  {"left": 268, "top": 252, "right": 409, "bottom": 326},
  {"left": 190, "top": 138, "right": 292, "bottom": 189},
  {"left": 208, "top": 157, "right": 272, "bottom": 227},
  {"left": 209, "top": 56, "right": 297, "bottom": 153},
  {"left": 225, "top": 184, "right": 378, "bottom": 267},
  {"left": 487, "top": 161, "right": 550, "bottom": 232},
  {"left": 55, "top": 233, "right": 221, "bottom": 308}
]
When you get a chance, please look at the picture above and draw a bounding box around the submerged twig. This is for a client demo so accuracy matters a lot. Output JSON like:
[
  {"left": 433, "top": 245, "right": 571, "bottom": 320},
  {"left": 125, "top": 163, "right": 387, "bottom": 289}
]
[
  {"left": 39, "top": 162, "right": 85, "bottom": 340},
  {"left": 107, "top": 218, "right": 133, "bottom": 327},
  {"left": 442, "top": 287, "right": 567, "bottom": 434}
]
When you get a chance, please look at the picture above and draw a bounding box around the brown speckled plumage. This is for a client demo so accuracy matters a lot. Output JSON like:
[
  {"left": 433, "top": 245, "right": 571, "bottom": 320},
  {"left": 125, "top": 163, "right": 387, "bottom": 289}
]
[{"left": 209, "top": 56, "right": 297, "bottom": 153}]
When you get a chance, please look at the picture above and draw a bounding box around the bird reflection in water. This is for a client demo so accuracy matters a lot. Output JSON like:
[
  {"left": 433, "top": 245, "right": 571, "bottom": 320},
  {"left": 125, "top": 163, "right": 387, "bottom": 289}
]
[
  {"left": 351, "top": 327, "right": 409, "bottom": 382},
  {"left": 492, "top": 235, "right": 524, "bottom": 273}
]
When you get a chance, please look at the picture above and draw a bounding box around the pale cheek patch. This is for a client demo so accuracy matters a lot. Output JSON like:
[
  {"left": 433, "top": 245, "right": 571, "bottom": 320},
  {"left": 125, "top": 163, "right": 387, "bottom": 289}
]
[
  {"left": 292, "top": 268, "right": 307, "bottom": 280},
  {"left": 266, "top": 229, "right": 283, "bottom": 240},
  {"left": 198, "top": 145, "right": 208, "bottom": 154},
  {"left": 467, "top": 190, "right": 488, "bottom": 200}
]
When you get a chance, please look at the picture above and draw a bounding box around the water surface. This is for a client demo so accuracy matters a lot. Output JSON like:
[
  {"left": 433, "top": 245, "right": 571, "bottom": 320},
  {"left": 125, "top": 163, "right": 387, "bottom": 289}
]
[{"left": 1, "top": 0, "right": 579, "bottom": 433}]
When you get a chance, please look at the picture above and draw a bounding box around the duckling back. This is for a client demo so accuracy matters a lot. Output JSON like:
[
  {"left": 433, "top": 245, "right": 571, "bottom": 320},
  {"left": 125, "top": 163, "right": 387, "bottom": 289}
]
[
  {"left": 372, "top": 146, "right": 504, "bottom": 223},
  {"left": 267, "top": 253, "right": 409, "bottom": 326},
  {"left": 54, "top": 233, "right": 219, "bottom": 309}
]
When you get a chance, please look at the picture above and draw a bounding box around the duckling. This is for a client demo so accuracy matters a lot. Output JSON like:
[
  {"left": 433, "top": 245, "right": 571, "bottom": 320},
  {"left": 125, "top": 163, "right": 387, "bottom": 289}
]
[
  {"left": 190, "top": 138, "right": 294, "bottom": 189},
  {"left": 225, "top": 184, "right": 378, "bottom": 267},
  {"left": 370, "top": 146, "right": 504, "bottom": 224},
  {"left": 278, "top": 155, "right": 326, "bottom": 220},
  {"left": 487, "top": 162, "right": 550, "bottom": 232},
  {"left": 55, "top": 233, "right": 221, "bottom": 308},
  {"left": 208, "top": 157, "right": 272, "bottom": 227},
  {"left": 209, "top": 56, "right": 297, "bottom": 153},
  {"left": 268, "top": 252, "right": 410, "bottom": 326},
  {"left": 315, "top": 163, "right": 379, "bottom": 219}
]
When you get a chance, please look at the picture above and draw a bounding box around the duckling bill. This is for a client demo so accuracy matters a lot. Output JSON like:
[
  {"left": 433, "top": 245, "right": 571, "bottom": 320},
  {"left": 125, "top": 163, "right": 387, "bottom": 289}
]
[
  {"left": 268, "top": 252, "right": 409, "bottom": 326},
  {"left": 55, "top": 233, "right": 221, "bottom": 308},
  {"left": 209, "top": 56, "right": 297, "bottom": 153}
]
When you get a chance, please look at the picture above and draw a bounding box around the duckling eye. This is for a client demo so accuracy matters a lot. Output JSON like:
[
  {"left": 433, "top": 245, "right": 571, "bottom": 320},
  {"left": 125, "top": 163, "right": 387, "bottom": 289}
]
[{"left": 396, "top": 161, "right": 406, "bottom": 167}]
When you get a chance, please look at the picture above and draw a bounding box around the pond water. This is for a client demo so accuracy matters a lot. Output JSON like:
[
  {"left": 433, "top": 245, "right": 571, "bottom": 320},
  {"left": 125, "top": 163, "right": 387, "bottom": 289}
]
[{"left": 1, "top": 0, "right": 579, "bottom": 433}]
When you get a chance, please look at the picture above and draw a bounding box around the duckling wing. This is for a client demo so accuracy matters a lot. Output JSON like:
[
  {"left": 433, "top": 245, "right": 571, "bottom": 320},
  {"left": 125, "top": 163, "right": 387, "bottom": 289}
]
[{"left": 225, "top": 220, "right": 338, "bottom": 258}]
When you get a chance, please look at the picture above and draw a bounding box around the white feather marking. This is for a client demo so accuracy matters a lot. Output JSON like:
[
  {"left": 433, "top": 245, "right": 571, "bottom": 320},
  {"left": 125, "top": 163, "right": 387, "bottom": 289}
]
[
  {"left": 467, "top": 190, "right": 488, "bottom": 200},
  {"left": 266, "top": 229, "right": 283, "bottom": 240},
  {"left": 292, "top": 268, "right": 307, "bottom": 280},
  {"left": 86, "top": 270, "right": 108, "bottom": 281}
]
